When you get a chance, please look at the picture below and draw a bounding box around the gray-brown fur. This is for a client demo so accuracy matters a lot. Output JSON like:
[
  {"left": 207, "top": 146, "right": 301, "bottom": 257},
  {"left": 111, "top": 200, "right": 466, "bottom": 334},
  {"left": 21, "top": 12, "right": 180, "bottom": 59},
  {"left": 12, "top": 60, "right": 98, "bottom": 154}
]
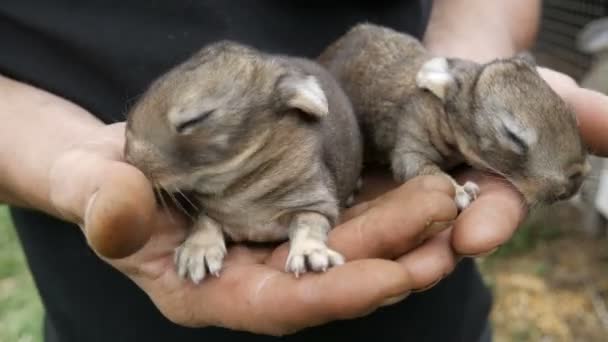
[
  {"left": 319, "top": 23, "right": 589, "bottom": 207},
  {"left": 125, "top": 41, "right": 362, "bottom": 282}
]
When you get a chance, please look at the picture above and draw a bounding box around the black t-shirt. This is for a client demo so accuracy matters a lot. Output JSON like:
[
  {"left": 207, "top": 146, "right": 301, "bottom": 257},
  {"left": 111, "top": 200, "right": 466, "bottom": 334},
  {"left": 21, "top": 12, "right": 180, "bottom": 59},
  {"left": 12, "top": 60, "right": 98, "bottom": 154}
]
[{"left": 2, "top": 1, "right": 492, "bottom": 341}]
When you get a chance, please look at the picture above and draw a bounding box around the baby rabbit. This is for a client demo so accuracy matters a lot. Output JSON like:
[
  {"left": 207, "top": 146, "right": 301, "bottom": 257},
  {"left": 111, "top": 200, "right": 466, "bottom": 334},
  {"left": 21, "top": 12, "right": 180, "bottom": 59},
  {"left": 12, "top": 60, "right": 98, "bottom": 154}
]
[
  {"left": 319, "top": 23, "right": 589, "bottom": 209},
  {"left": 125, "top": 41, "right": 362, "bottom": 283}
]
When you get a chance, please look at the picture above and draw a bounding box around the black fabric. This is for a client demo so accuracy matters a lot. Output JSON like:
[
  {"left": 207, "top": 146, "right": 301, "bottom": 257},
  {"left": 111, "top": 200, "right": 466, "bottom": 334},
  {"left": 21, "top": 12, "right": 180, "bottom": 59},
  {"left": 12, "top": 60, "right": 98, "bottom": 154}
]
[
  {"left": 2, "top": 1, "right": 493, "bottom": 341},
  {"left": 0, "top": 0, "right": 431, "bottom": 123}
]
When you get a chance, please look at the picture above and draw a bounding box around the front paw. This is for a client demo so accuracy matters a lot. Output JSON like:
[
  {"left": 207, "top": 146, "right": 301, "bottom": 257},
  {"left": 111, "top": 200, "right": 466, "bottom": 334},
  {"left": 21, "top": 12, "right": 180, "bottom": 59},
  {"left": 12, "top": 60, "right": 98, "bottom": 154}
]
[
  {"left": 455, "top": 181, "right": 480, "bottom": 211},
  {"left": 174, "top": 238, "right": 227, "bottom": 284},
  {"left": 285, "top": 239, "right": 344, "bottom": 276}
]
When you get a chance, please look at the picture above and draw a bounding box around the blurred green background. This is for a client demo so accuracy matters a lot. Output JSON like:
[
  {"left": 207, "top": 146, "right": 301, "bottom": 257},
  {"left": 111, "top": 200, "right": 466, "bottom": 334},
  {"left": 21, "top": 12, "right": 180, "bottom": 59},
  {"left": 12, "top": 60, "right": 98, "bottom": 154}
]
[{"left": 0, "top": 206, "right": 43, "bottom": 342}]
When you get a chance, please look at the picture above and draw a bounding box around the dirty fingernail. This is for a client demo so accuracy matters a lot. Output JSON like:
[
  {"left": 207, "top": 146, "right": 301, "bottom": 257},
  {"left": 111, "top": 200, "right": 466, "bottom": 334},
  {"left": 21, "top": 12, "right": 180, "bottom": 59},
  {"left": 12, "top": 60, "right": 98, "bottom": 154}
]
[
  {"left": 419, "top": 220, "right": 453, "bottom": 241},
  {"left": 380, "top": 292, "right": 411, "bottom": 307},
  {"left": 82, "top": 191, "right": 99, "bottom": 232},
  {"left": 461, "top": 246, "right": 499, "bottom": 258},
  {"left": 412, "top": 277, "right": 442, "bottom": 293}
]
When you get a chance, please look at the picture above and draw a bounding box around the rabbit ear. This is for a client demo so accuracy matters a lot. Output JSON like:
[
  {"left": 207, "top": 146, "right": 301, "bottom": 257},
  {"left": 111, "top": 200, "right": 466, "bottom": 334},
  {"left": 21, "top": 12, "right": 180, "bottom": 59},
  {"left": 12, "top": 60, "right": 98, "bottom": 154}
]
[
  {"left": 514, "top": 51, "right": 536, "bottom": 66},
  {"left": 278, "top": 74, "right": 329, "bottom": 118},
  {"left": 416, "top": 57, "right": 456, "bottom": 101},
  {"left": 578, "top": 18, "right": 608, "bottom": 54}
]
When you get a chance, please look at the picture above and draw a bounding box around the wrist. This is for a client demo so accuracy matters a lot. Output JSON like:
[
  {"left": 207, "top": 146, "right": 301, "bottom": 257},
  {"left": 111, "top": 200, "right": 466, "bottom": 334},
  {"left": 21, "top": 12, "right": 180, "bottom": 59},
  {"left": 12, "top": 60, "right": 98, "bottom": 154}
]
[
  {"left": 424, "top": 37, "right": 517, "bottom": 64},
  {"left": 423, "top": 16, "right": 517, "bottom": 63},
  {"left": 0, "top": 75, "right": 104, "bottom": 219},
  {"left": 423, "top": 0, "right": 540, "bottom": 63}
]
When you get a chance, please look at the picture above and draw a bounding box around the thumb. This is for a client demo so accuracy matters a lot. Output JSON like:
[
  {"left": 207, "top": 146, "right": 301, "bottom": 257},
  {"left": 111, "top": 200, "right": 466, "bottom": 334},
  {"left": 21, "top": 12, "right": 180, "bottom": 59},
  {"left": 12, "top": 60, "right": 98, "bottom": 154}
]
[
  {"left": 84, "top": 162, "right": 156, "bottom": 258},
  {"left": 50, "top": 149, "right": 156, "bottom": 258},
  {"left": 539, "top": 67, "right": 608, "bottom": 156},
  {"left": 565, "top": 87, "right": 608, "bottom": 156}
]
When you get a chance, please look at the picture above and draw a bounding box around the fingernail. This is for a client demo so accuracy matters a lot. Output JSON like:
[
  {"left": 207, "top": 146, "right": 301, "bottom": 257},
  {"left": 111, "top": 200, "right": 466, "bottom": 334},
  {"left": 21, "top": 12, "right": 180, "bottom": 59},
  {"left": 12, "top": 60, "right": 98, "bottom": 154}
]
[
  {"left": 380, "top": 292, "right": 411, "bottom": 307},
  {"left": 419, "top": 220, "right": 453, "bottom": 242},
  {"left": 82, "top": 191, "right": 99, "bottom": 232},
  {"left": 412, "top": 277, "right": 442, "bottom": 293},
  {"left": 461, "top": 246, "right": 499, "bottom": 258}
]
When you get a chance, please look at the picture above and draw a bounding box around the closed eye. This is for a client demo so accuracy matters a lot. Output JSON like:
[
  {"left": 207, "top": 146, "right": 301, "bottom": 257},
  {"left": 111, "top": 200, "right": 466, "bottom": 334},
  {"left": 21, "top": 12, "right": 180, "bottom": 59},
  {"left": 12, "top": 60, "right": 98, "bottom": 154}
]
[
  {"left": 175, "top": 110, "right": 214, "bottom": 134},
  {"left": 503, "top": 125, "right": 529, "bottom": 155}
]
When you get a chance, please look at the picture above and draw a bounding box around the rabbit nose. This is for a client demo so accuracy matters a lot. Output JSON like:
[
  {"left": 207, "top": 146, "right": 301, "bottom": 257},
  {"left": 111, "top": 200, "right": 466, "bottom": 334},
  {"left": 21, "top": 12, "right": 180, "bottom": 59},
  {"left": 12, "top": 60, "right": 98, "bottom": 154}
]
[
  {"left": 568, "top": 169, "right": 584, "bottom": 188},
  {"left": 555, "top": 187, "right": 573, "bottom": 201},
  {"left": 554, "top": 172, "right": 584, "bottom": 201}
]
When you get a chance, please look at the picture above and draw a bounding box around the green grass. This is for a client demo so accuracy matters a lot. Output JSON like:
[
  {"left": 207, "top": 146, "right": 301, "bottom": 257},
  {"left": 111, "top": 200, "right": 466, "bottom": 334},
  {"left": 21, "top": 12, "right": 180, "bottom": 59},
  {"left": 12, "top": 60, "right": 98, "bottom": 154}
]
[{"left": 0, "top": 206, "right": 43, "bottom": 342}]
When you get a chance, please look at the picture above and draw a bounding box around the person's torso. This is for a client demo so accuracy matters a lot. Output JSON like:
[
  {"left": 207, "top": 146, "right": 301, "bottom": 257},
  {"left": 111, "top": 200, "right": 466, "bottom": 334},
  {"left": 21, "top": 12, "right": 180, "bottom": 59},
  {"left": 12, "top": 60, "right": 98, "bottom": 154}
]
[{"left": 0, "top": 0, "right": 430, "bottom": 122}]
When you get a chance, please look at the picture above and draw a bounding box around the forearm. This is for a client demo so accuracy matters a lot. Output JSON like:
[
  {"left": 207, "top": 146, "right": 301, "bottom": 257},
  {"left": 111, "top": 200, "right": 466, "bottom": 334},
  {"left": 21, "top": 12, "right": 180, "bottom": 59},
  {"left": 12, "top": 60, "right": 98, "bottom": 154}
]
[
  {"left": 0, "top": 74, "right": 103, "bottom": 217},
  {"left": 424, "top": 0, "right": 541, "bottom": 62}
]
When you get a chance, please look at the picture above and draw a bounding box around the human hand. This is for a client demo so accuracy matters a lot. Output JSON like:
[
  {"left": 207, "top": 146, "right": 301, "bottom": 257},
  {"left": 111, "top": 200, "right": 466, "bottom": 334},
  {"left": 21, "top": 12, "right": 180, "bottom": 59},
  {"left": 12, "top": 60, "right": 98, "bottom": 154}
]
[{"left": 47, "top": 122, "right": 461, "bottom": 336}]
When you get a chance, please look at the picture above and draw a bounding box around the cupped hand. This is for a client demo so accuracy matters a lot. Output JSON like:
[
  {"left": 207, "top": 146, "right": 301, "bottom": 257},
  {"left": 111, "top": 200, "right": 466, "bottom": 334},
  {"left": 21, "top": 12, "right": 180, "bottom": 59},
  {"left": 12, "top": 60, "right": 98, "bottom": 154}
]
[{"left": 47, "top": 122, "right": 460, "bottom": 336}]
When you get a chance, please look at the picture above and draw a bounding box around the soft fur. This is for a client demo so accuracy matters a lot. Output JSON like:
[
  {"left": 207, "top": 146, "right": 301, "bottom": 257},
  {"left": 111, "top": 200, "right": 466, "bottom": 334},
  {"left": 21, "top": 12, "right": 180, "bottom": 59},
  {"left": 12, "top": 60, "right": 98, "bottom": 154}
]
[
  {"left": 125, "top": 41, "right": 362, "bottom": 283},
  {"left": 319, "top": 23, "right": 589, "bottom": 208}
]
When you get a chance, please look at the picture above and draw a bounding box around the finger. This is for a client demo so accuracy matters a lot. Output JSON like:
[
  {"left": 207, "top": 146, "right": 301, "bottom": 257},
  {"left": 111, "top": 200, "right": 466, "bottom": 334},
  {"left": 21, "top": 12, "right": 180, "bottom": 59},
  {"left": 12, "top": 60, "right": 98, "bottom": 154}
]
[
  {"left": 397, "top": 229, "right": 456, "bottom": 291},
  {"left": 85, "top": 161, "right": 157, "bottom": 258},
  {"left": 451, "top": 172, "right": 526, "bottom": 256},
  {"left": 48, "top": 124, "right": 128, "bottom": 222},
  {"left": 342, "top": 173, "right": 457, "bottom": 223},
  {"left": 350, "top": 167, "right": 399, "bottom": 204},
  {"left": 169, "top": 259, "right": 413, "bottom": 335},
  {"left": 337, "top": 169, "right": 399, "bottom": 221},
  {"left": 339, "top": 200, "right": 372, "bottom": 223},
  {"left": 564, "top": 87, "right": 608, "bottom": 156},
  {"left": 266, "top": 175, "right": 457, "bottom": 269},
  {"left": 49, "top": 122, "right": 166, "bottom": 258},
  {"left": 537, "top": 67, "right": 578, "bottom": 93},
  {"left": 79, "top": 122, "right": 128, "bottom": 160},
  {"left": 539, "top": 67, "right": 608, "bottom": 156},
  {"left": 50, "top": 147, "right": 156, "bottom": 258},
  {"left": 259, "top": 260, "right": 411, "bottom": 335},
  {"left": 333, "top": 175, "right": 457, "bottom": 261}
]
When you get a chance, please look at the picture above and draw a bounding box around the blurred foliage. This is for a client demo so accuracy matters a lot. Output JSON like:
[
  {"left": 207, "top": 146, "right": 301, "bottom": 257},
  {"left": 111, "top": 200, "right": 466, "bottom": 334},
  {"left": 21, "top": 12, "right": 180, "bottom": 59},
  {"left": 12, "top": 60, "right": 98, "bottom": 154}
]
[
  {"left": 486, "top": 218, "right": 563, "bottom": 262},
  {"left": 0, "top": 206, "right": 43, "bottom": 342}
]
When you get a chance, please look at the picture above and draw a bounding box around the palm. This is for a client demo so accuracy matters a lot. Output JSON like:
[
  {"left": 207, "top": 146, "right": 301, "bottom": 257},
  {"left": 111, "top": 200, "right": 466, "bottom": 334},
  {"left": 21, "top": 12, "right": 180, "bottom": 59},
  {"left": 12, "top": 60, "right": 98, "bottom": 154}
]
[
  {"left": 103, "top": 199, "right": 420, "bottom": 335},
  {"left": 50, "top": 123, "right": 457, "bottom": 335},
  {"left": 100, "top": 160, "right": 520, "bottom": 335}
]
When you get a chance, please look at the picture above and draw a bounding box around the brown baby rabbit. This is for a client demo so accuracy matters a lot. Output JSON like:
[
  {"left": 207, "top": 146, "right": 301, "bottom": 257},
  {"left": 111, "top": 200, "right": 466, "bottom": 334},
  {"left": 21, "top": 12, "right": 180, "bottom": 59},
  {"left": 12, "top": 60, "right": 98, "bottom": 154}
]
[
  {"left": 319, "top": 23, "right": 589, "bottom": 210},
  {"left": 125, "top": 41, "right": 362, "bottom": 283}
]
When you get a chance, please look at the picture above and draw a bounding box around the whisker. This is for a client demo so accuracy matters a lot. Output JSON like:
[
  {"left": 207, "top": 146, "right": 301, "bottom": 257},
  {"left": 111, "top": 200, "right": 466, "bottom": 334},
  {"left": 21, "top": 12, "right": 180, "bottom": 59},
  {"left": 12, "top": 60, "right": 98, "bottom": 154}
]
[
  {"left": 162, "top": 185, "right": 196, "bottom": 222},
  {"left": 154, "top": 183, "right": 176, "bottom": 224},
  {"left": 174, "top": 187, "right": 199, "bottom": 212},
  {"left": 153, "top": 184, "right": 164, "bottom": 209},
  {"left": 522, "top": 198, "right": 532, "bottom": 213}
]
